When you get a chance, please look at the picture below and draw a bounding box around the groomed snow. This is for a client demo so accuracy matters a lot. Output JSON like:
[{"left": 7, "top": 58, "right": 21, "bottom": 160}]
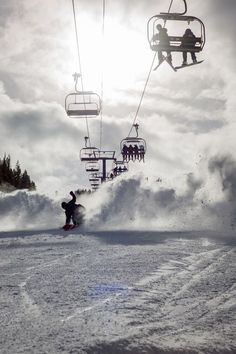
[
  {"left": 0, "top": 229, "right": 235, "bottom": 354},
  {"left": 0, "top": 172, "right": 236, "bottom": 353}
]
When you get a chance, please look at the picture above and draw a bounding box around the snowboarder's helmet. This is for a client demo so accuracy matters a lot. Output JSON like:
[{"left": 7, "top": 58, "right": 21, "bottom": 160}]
[
  {"left": 61, "top": 202, "right": 67, "bottom": 209},
  {"left": 185, "top": 28, "right": 192, "bottom": 35}
]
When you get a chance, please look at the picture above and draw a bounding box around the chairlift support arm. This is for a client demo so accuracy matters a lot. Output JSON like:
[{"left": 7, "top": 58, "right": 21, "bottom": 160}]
[{"left": 161, "top": 0, "right": 187, "bottom": 15}]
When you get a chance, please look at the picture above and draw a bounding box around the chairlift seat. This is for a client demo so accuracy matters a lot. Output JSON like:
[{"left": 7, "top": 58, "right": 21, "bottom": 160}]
[
  {"left": 85, "top": 161, "right": 99, "bottom": 172},
  {"left": 87, "top": 168, "right": 99, "bottom": 172},
  {"left": 67, "top": 109, "right": 100, "bottom": 117},
  {"left": 86, "top": 167, "right": 99, "bottom": 172}
]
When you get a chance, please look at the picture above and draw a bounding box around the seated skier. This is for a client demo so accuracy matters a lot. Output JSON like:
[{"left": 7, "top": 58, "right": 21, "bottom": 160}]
[
  {"left": 61, "top": 191, "right": 85, "bottom": 230},
  {"left": 122, "top": 144, "right": 128, "bottom": 161},
  {"left": 152, "top": 24, "right": 172, "bottom": 65}
]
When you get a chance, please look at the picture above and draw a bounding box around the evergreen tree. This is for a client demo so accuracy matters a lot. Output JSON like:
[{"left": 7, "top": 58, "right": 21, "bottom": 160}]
[
  {"left": 1, "top": 154, "right": 11, "bottom": 182},
  {"left": 8, "top": 167, "right": 14, "bottom": 185},
  {"left": 20, "top": 170, "right": 31, "bottom": 189},
  {"left": 13, "top": 161, "right": 22, "bottom": 188},
  {"left": 0, "top": 154, "right": 36, "bottom": 191},
  {"left": 29, "top": 181, "right": 36, "bottom": 191}
]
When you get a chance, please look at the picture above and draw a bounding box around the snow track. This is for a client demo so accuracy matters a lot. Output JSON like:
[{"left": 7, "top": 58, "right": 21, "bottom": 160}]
[{"left": 0, "top": 231, "right": 235, "bottom": 354}]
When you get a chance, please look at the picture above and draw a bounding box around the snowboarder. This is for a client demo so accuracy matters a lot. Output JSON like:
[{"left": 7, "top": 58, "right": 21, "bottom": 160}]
[
  {"left": 61, "top": 191, "right": 85, "bottom": 230},
  {"left": 181, "top": 28, "right": 197, "bottom": 65}
]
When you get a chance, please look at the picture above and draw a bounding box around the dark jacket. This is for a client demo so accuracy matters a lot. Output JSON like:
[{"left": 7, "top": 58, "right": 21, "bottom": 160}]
[
  {"left": 153, "top": 27, "right": 170, "bottom": 45},
  {"left": 181, "top": 30, "right": 197, "bottom": 47},
  {"left": 64, "top": 192, "right": 77, "bottom": 224}
]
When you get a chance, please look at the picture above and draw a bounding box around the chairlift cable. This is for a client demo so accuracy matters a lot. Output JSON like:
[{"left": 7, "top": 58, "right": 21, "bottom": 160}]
[
  {"left": 127, "top": 0, "right": 174, "bottom": 138},
  {"left": 99, "top": 0, "right": 106, "bottom": 151},
  {"left": 127, "top": 52, "right": 156, "bottom": 137},
  {"left": 167, "top": 0, "right": 174, "bottom": 14},
  {"left": 71, "top": 0, "right": 91, "bottom": 146}
]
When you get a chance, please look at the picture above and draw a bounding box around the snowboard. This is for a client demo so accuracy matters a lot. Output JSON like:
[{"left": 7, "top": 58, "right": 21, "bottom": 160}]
[
  {"left": 62, "top": 224, "right": 79, "bottom": 231},
  {"left": 175, "top": 60, "right": 204, "bottom": 70},
  {"left": 154, "top": 60, "right": 177, "bottom": 72}
]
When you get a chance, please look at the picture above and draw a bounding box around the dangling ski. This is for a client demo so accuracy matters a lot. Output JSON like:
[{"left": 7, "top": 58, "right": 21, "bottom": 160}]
[
  {"left": 175, "top": 60, "right": 204, "bottom": 70},
  {"left": 154, "top": 55, "right": 177, "bottom": 72}
]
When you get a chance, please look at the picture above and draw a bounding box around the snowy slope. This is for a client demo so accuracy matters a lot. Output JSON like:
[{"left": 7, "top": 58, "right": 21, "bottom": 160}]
[
  {"left": 0, "top": 230, "right": 235, "bottom": 354},
  {"left": 0, "top": 171, "right": 236, "bottom": 353}
]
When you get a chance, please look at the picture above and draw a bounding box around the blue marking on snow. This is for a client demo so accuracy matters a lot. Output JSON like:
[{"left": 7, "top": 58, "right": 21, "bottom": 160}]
[{"left": 88, "top": 283, "right": 129, "bottom": 298}]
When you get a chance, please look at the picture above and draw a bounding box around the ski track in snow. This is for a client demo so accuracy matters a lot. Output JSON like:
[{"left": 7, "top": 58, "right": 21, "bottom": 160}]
[{"left": 0, "top": 230, "right": 235, "bottom": 354}]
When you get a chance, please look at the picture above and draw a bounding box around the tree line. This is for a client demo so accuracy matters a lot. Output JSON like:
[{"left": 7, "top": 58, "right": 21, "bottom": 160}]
[
  {"left": 75, "top": 188, "right": 92, "bottom": 195},
  {"left": 0, "top": 154, "right": 36, "bottom": 191}
]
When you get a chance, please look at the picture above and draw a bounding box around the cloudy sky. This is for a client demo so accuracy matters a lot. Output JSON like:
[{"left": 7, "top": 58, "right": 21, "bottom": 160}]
[{"left": 0, "top": 0, "right": 236, "bottom": 196}]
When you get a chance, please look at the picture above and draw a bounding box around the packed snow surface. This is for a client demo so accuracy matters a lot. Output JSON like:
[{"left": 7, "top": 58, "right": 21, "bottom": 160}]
[
  {"left": 1, "top": 169, "right": 236, "bottom": 353},
  {"left": 0, "top": 229, "right": 236, "bottom": 354}
]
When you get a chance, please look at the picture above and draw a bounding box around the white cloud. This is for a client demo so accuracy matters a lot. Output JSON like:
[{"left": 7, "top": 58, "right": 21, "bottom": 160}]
[{"left": 0, "top": 0, "right": 235, "bottom": 196}]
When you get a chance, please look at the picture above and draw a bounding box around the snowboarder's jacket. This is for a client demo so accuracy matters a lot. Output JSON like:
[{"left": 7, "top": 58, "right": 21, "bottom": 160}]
[
  {"left": 62, "top": 191, "right": 85, "bottom": 226},
  {"left": 63, "top": 192, "right": 77, "bottom": 224},
  {"left": 181, "top": 29, "right": 197, "bottom": 48}
]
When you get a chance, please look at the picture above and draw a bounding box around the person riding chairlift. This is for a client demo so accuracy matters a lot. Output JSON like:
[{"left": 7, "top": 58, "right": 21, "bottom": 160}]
[
  {"left": 139, "top": 145, "right": 145, "bottom": 162},
  {"left": 122, "top": 144, "right": 128, "bottom": 161},
  {"left": 134, "top": 144, "right": 139, "bottom": 160},
  {"left": 128, "top": 145, "right": 134, "bottom": 161},
  {"left": 153, "top": 24, "right": 172, "bottom": 65},
  {"left": 181, "top": 28, "right": 197, "bottom": 65}
]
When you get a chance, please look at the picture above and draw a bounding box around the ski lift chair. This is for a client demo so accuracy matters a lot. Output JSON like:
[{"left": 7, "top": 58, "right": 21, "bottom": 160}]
[
  {"left": 112, "top": 160, "right": 128, "bottom": 176},
  {"left": 65, "top": 91, "right": 101, "bottom": 118},
  {"left": 147, "top": 14, "right": 205, "bottom": 54},
  {"left": 91, "top": 183, "right": 100, "bottom": 188},
  {"left": 89, "top": 176, "right": 100, "bottom": 182},
  {"left": 80, "top": 147, "right": 99, "bottom": 162},
  {"left": 92, "top": 186, "right": 99, "bottom": 192},
  {"left": 85, "top": 161, "right": 100, "bottom": 172},
  {"left": 120, "top": 137, "right": 146, "bottom": 162},
  {"left": 80, "top": 137, "right": 99, "bottom": 162}
]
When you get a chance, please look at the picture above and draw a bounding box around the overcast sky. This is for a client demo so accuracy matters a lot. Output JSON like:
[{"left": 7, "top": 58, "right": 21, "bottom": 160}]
[{"left": 0, "top": 0, "right": 236, "bottom": 196}]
